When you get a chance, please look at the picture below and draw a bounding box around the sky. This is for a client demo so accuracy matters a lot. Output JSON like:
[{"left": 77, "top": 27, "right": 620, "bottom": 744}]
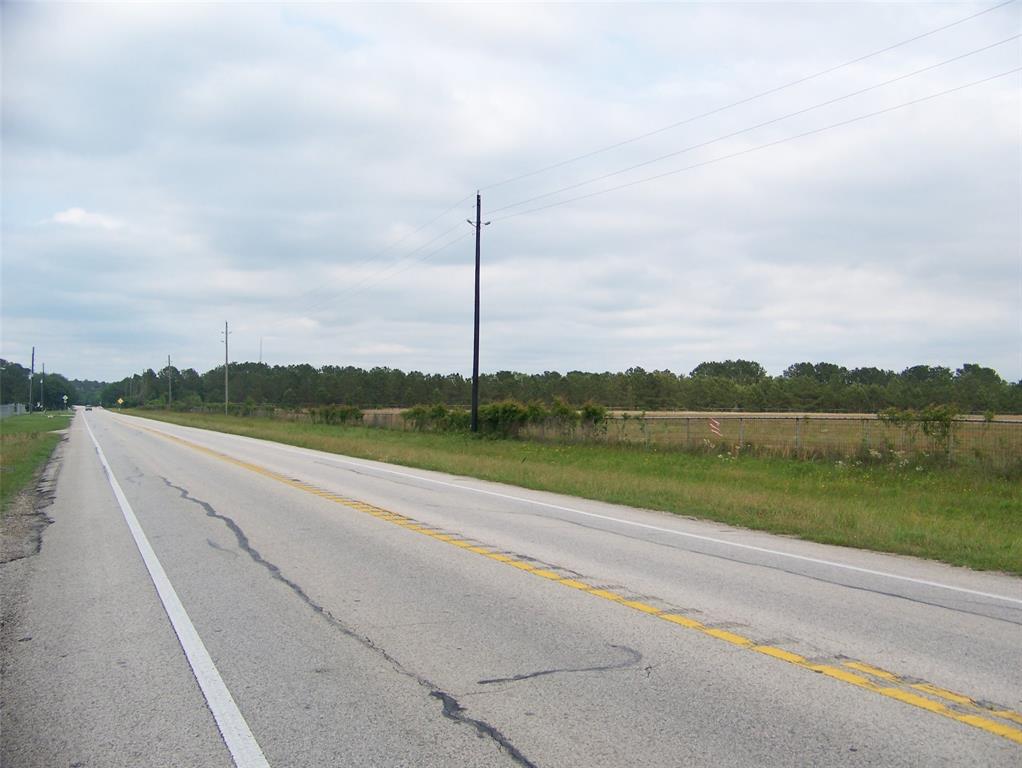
[{"left": 2, "top": 1, "right": 1019, "bottom": 384}]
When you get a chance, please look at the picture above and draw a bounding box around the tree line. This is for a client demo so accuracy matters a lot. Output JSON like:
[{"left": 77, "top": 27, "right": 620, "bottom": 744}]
[
  {"left": 0, "top": 360, "right": 82, "bottom": 410},
  {"left": 85, "top": 359, "right": 1021, "bottom": 414}
]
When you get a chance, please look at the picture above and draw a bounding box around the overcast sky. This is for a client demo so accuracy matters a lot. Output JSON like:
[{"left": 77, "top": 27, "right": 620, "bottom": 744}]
[{"left": 2, "top": 1, "right": 1019, "bottom": 383}]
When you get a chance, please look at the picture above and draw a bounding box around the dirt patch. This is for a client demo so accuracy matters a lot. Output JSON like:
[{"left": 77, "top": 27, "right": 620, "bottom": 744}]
[{"left": 0, "top": 435, "right": 65, "bottom": 565}]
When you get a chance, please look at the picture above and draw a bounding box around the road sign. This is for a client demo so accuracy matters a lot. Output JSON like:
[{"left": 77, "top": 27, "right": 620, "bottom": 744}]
[{"left": 117, "top": 398, "right": 124, "bottom": 406}]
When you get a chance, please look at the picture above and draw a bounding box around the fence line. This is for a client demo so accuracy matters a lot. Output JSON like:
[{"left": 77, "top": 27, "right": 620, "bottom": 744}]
[
  {"left": 360, "top": 410, "right": 1021, "bottom": 469},
  {"left": 0, "top": 403, "right": 28, "bottom": 420},
  {"left": 167, "top": 404, "right": 1022, "bottom": 470}
]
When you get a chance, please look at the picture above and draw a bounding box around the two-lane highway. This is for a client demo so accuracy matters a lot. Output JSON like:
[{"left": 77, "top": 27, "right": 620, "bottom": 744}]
[{"left": 2, "top": 408, "right": 1020, "bottom": 766}]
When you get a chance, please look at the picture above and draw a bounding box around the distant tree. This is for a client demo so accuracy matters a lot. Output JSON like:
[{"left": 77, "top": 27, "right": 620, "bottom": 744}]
[
  {"left": 82, "top": 357, "right": 1020, "bottom": 415},
  {"left": 690, "top": 359, "right": 767, "bottom": 384},
  {"left": 0, "top": 360, "right": 30, "bottom": 405},
  {"left": 39, "top": 373, "right": 78, "bottom": 409},
  {"left": 70, "top": 379, "right": 107, "bottom": 404},
  {"left": 900, "top": 365, "right": 952, "bottom": 383},
  {"left": 953, "top": 363, "right": 1005, "bottom": 411},
  {"left": 846, "top": 367, "right": 895, "bottom": 386},
  {"left": 782, "top": 362, "right": 847, "bottom": 384}
]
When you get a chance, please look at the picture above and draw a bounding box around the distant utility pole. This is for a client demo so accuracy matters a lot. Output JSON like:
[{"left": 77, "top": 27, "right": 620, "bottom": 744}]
[
  {"left": 467, "top": 192, "right": 490, "bottom": 433},
  {"left": 259, "top": 336, "right": 263, "bottom": 365},
  {"left": 167, "top": 354, "right": 172, "bottom": 408},
  {"left": 222, "top": 322, "right": 231, "bottom": 416},
  {"left": 28, "top": 346, "right": 34, "bottom": 412},
  {"left": 41, "top": 363, "right": 45, "bottom": 411}
]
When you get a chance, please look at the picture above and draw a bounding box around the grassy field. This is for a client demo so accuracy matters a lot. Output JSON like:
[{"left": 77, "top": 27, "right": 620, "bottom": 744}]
[
  {"left": 128, "top": 410, "right": 1022, "bottom": 574},
  {"left": 0, "top": 412, "right": 72, "bottom": 512},
  {"left": 362, "top": 409, "right": 1022, "bottom": 471}
]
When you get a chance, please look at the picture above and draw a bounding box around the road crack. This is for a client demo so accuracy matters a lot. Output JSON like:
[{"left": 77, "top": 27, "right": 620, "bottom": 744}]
[
  {"left": 160, "top": 477, "right": 539, "bottom": 768},
  {"left": 477, "top": 644, "right": 642, "bottom": 685}
]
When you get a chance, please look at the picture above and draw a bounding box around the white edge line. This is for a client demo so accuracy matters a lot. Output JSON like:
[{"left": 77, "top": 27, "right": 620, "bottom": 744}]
[
  {"left": 118, "top": 413, "right": 1022, "bottom": 608},
  {"left": 84, "top": 415, "right": 271, "bottom": 768}
]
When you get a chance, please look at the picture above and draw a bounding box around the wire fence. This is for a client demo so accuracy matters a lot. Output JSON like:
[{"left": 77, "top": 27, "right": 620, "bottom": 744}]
[
  {"left": 363, "top": 410, "right": 1022, "bottom": 470},
  {"left": 166, "top": 404, "right": 1022, "bottom": 470}
]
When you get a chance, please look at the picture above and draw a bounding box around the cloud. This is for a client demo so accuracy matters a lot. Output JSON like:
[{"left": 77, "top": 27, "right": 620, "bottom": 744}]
[
  {"left": 50, "top": 208, "right": 124, "bottom": 230},
  {"left": 1, "top": 3, "right": 1018, "bottom": 382}
]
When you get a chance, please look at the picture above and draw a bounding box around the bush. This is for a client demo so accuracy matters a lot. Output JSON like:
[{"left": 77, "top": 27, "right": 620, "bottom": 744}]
[
  {"left": 311, "top": 404, "right": 364, "bottom": 425},
  {"left": 402, "top": 403, "right": 470, "bottom": 432},
  {"left": 478, "top": 400, "right": 530, "bottom": 437},
  {"left": 580, "top": 400, "right": 608, "bottom": 427},
  {"left": 401, "top": 398, "right": 608, "bottom": 439},
  {"left": 549, "top": 397, "right": 580, "bottom": 429}
]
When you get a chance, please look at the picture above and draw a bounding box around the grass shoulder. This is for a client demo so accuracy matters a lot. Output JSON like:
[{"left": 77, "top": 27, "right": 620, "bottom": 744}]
[
  {"left": 1, "top": 412, "right": 72, "bottom": 513},
  {"left": 129, "top": 410, "right": 1022, "bottom": 574}
]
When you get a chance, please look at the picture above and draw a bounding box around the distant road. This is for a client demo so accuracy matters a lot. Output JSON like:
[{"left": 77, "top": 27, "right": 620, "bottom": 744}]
[{"left": 3, "top": 408, "right": 1020, "bottom": 767}]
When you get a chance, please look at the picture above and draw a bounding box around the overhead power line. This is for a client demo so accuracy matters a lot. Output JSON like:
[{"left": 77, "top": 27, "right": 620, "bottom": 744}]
[
  {"left": 480, "top": 0, "right": 1018, "bottom": 193},
  {"left": 298, "top": 219, "right": 467, "bottom": 315},
  {"left": 302, "top": 227, "right": 474, "bottom": 314},
  {"left": 490, "top": 67, "right": 1021, "bottom": 224},
  {"left": 371, "top": 231, "right": 474, "bottom": 290},
  {"left": 288, "top": 192, "right": 474, "bottom": 309},
  {"left": 488, "top": 35, "right": 1019, "bottom": 217}
]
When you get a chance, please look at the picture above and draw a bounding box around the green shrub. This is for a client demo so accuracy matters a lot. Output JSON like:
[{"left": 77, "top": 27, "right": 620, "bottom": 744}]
[
  {"left": 580, "top": 400, "right": 608, "bottom": 427},
  {"left": 549, "top": 397, "right": 580, "bottom": 428},
  {"left": 402, "top": 403, "right": 470, "bottom": 432},
  {"left": 311, "top": 404, "right": 364, "bottom": 425},
  {"left": 478, "top": 400, "right": 530, "bottom": 437}
]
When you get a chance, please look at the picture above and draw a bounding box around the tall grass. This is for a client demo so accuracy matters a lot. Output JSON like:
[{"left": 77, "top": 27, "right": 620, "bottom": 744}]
[{"left": 130, "top": 410, "right": 1022, "bottom": 574}]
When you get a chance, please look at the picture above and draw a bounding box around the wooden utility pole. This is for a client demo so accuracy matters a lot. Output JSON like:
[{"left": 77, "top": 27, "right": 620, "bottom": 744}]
[
  {"left": 468, "top": 193, "right": 489, "bottom": 433},
  {"left": 223, "top": 322, "right": 230, "bottom": 416},
  {"left": 167, "top": 354, "right": 172, "bottom": 408},
  {"left": 471, "top": 193, "right": 481, "bottom": 432},
  {"left": 28, "top": 346, "right": 34, "bottom": 411}
]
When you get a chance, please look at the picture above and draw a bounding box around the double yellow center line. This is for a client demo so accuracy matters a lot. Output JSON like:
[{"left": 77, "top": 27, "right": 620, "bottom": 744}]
[{"left": 136, "top": 422, "right": 1022, "bottom": 746}]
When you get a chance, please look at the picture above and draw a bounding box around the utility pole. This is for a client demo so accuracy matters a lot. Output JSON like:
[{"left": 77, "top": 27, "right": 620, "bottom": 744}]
[
  {"left": 28, "top": 346, "right": 34, "bottom": 412},
  {"left": 41, "top": 363, "right": 45, "bottom": 411},
  {"left": 222, "top": 322, "right": 230, "bottom": 416},
  {"left": 167, "top": 354, "right": 172, "bottom": 408},
  {"left": 467, "top": 192, "right": 490, "bottom": 433}
]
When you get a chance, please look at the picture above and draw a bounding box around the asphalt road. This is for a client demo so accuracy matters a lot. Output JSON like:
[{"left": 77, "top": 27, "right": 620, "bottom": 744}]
[{"left": 2, "top": 408, "right": 1020, "bottom": 767}]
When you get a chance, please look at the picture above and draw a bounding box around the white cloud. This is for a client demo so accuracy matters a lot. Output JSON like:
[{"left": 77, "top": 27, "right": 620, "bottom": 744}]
[{"left": 50, "top": 207, "right": 124, "bottom": 230}]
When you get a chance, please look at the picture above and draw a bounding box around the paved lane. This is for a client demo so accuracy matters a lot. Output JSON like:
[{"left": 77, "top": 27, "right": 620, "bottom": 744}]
[{"left": 3, "top": 409, "right": 1020, "bottom": 766}]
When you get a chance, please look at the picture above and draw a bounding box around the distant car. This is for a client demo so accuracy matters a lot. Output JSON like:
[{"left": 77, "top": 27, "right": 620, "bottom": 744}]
[{"left": 85, "top": 405, "right": 93, "bottom": 411}]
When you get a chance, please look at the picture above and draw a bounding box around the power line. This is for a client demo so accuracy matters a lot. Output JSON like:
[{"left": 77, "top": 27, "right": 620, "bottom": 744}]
[
  {"left": 312, "top": 229, "right": 474, "bottom": 311},
  {"left": 490, "top": 67, "right": 1021, "bottom": 224},
  {"left": 367, "top": 231, "right": 474, "bottom": 290},
  {"left": 488, "top": 35, "right": 1019, "bottom": 217},
  {"left": 480, "top": 0, "right": 1017, "bottom": 193},
  {"left": 299, "top": 220, "right": 469, "bottom": 315},
  {"left": 288, "top": 192, "right": 474, "bottom": 309}
]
